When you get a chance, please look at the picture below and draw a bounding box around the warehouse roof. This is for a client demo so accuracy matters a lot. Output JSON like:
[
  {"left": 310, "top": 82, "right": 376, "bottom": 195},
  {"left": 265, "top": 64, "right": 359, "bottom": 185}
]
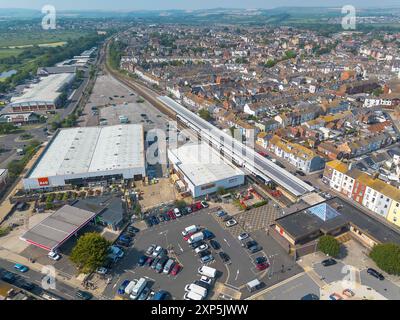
[
  {"left": 169, "top": 143, "right": 244, "bottom": 186},
  {"left": 10, "top": 73, "right": 75, "bottom": 106},
  {"left": 27, "top": 124, "right": 145, "bottom": 178},
  {"left": 20, "top": 205, "right": 98, "bottom": 251}
]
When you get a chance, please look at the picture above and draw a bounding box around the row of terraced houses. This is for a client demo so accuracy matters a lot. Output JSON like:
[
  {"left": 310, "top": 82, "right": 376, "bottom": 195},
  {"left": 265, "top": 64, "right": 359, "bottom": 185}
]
[{"left": 323, "top": 160, "right": 400, "bottom": 227}]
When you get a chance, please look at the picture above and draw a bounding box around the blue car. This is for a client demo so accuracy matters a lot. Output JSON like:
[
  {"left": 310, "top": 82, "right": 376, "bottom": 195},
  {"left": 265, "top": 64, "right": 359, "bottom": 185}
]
[
  {"left": 137, "top": 255, "right": 147, "bottom": 266},
  {"left": 202, "top": 230, "right": 215, "bottom": 240},
  {"left": 151, "top": 216, "right": 160, "bottom": 225},
  {"left": 14, "top": 263, "right": 29, "bottom": 273},
  {"left": 152, "top": 290, "right": 168, "bottom": 300},
  {"left": 118, "top": 280, "right": 131, "bottom": 295},
  {"left": 119, "top": 235, "right": 132, "bottom": 242}
]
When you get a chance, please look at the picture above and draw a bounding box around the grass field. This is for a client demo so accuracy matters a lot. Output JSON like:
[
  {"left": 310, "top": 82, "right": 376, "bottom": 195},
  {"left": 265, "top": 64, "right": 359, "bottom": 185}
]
[
  {"left": 0, "top": 30, "right": 90, "bottom": 48},
  {"left": 0, "top": 48, "right": 23, "bottom": 59}
]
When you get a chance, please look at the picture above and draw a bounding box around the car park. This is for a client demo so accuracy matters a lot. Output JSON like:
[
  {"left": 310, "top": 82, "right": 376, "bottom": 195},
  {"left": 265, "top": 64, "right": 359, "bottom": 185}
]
[
  {"left": 226, "top": 219, "right": 238, "bottom": 227},
  {"left": 209, "top": 239, "right": 221, "bottom": 250},
  {"left": 238, "top": 233, "right": 249, "bottom": 241},
  {"left": 321, "top": 258, "right": 337, "bottom": 267},
  {"left": 367, "top": 268, "right": 385, "bottom": 281},
  {"left": 14, "top": 264, "right": 29, "bottom": 273}
]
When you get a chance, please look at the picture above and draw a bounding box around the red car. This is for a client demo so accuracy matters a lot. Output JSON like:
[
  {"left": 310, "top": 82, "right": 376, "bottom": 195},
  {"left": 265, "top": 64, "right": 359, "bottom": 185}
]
[
  {"left": 183, "top": 232, "right": 195, "bottom": 241},
  {"left": 167, "top": 210, "right": 176, "bottom": 220},
  {"left": 258, "top": 151, "right": 268, "bottom": 157},
  {"left": 191, "top": 202, "right": 202, "bottom": 212},
  {"left": 145, "top": 256, "right": 154, "bottom": 267},
  {"left": 170, "top": 263, "right": 182, "bottom": 276},
  {"left": 256, "top": 262, "right": 269, "bottom": 271}
]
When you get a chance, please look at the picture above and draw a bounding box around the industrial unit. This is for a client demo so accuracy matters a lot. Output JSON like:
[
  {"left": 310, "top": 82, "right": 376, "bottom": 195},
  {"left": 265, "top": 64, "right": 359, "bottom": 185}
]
[
  {"left": 23, "top": 124, "right": 146, "bottom": 190},
  {"left": 168, "top": 142, "right": 245, "bottom": 198},
  {"left": 9, "top": 73, "right": 75, "bottom": 112}
]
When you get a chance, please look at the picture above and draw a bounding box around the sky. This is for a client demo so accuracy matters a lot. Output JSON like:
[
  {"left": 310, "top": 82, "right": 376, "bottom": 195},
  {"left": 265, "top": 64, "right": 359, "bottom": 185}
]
[{"left": 0, "top": 0, "right": 399, "bottom": 11}]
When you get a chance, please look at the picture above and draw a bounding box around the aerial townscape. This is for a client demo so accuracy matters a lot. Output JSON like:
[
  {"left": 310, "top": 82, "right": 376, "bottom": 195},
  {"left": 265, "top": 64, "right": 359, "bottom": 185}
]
[{"left": 0, "top": 2, "right": 400, "bottom": 306}]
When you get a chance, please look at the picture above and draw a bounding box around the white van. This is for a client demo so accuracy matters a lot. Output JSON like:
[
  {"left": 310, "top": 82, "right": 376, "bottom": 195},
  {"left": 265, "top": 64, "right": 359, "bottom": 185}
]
[
  {"left": 198, "top": 266, "right": 217, "bottom": 279},
  {"left": 129, "top": 277, "right": 147, "bottom": 300},
  {"left": 183, "top": 291, "right": 204, "bottom": 300},
  {"left": 184, "top": 283, "right": 207, "bottom": 298},
  {"left": 182, "top": 225, "right": 199, "bottom": 236},
  {"left": 124, "top": 279, "right": 137, "bottom": 295},
  {"left": 188, "top": 232, "right": 204, "bottom": 244}
]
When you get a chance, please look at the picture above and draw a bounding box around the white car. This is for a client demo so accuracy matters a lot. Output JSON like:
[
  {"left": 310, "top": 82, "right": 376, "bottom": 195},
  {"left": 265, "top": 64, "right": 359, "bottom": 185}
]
[
  {"left": 226, "top": 219, "right": 238, "bottom": 227},
  {"left": 152, "top": 246, "right": 163, "bottom": 257},
  {"left": 199, "top": 276, "right": 213, "bottom": 286},
  {"left": 238, "top": 233, "right": 249, "bottom": 241},
  {"left": 96, "top": 267, "right": 108, "bottom": 275},
  {"left": 174, "top": 208, "right": 182, "bottom": 217},
  {"left": 195, "top": 244, "right": 209, "bottom": 254},
  {"left": 48, "top": 251, "right": 61, "bottom": 261}
]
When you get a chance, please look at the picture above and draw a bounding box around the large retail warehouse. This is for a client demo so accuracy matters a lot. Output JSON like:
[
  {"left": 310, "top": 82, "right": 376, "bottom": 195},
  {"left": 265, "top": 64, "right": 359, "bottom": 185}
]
[{"left": 23, "top": 124, "right": 146, "bottom": 190}]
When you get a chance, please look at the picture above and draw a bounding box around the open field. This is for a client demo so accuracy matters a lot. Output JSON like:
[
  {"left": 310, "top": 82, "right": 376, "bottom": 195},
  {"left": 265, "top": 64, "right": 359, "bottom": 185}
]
[
  {"left": 0, "top": 30, "right": 90, "bottom": 48},
  {"left": 4, "top": 41, "right": 67, "bottom": 49},
  {"left": 0, "top": 48, "right": 23, "bottom": 59}
]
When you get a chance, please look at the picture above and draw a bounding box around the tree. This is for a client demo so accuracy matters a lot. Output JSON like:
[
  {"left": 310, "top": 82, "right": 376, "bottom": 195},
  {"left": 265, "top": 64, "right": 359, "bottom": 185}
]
[
  {"left": 199, "top": 109, "right": 212, "bottom": 121},
  {"left": 174, "top": 200, "right": 187, "bottom": 209},
  {"left": 370, "top": 243, "right": 400, "bottom": 275},
  {"left": 70, "top": 233, "right": 111, "bottom": 274},
  {"left": 317, "top": 235, "right": 340, "bottom": 257}
]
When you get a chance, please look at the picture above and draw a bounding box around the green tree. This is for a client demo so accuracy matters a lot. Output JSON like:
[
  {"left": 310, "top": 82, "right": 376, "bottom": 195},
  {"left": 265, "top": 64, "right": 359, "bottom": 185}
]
[
  {"left": 198, "top": 109, "right": 212, "bottom": 121},
  {"left": 174, "top": 200, "right": 187, "bottom": 209},
  {"left": 370, "top": 243, "right": 400, "bottom": 275},
  {"left": 70, "top": 232, "right": 111, "bottom": 274},
  {"left": 317, "top": 235, "right": 340, "bottom": 257}
]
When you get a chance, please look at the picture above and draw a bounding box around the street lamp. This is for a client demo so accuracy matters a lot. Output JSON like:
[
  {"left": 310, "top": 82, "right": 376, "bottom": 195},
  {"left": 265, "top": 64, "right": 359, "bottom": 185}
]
[{"left": 268, "top": 254, "right": 279, "bottom": 279}]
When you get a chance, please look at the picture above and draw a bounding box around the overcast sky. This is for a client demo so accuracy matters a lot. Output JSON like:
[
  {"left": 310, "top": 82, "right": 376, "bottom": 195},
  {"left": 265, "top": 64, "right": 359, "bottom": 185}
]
[{"left": 0, "top": 0, "right": 399, "bottom": 11}]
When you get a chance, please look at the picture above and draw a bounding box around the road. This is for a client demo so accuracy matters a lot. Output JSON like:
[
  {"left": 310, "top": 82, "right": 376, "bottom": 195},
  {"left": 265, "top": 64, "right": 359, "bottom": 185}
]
[{"left": 0, "top": 257, "right": 79, "bottom": 300}]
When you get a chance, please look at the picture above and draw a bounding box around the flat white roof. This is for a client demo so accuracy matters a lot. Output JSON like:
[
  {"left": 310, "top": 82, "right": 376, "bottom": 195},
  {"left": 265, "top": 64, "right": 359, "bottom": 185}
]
[
  {"left": 10, "top": 73, "right": 75, "bottom": 105},
  {"left": 169, "top": 143, "right": 244, "bottom": 186},
  {"left": 28, "top": 124, "right": 145, "bottom": 179}
]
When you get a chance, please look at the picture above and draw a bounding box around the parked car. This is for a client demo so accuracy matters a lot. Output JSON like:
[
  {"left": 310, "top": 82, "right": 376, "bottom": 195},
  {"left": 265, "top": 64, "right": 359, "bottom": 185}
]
[
  {"left": 296, "top": 170, "right": 306, "bottom": 176},
  {"left": 222, "top": 215, "right": 232, "bottom": 222},
  {"left": 191, "top": 241, "right": 206, "bottom": 250},
  {"left": 301, "top": 293, "right": 319, "bottom": 300},
  {"left": 226, "top": 219, "right": 238, "bottom": 227},
  {"left": 216, "top": 210, "right": 227, "bottom": 218},
  {"left": 244, "top": 240, "right": 258, "bottom": 249},
  {"left": 118, "top": 280, "right": 131, "bottom": 295},
  {"left": 256, "top": 262, "right": 269, "bottom": 271},
  {"left": 137, "top": 255, "right": 147, "bottom": 267},
  {"left": 76, "top": 290, "right": 93, "bottom": 300},
  {"left": 198, "top": 250, "right": 212, "bottom": 258},
  {"left": 321, "top": 258, "right": 337, "bottom": 267},
  {"left": 138, "top": 287, "right": 151, "bottom": 300},
  {"left": 145, "top": 257, "right": 154, "bottom": 267},
  {"left": 219, "top": 252, "right": 231, "bottom": 264},
  {"left": 238, "top": 233, "right": 249, "bottom": 241},
  {"left": 152, "top": 246, "right": 163, "bottom": 257},
  {"left": 201, "top": 201, "right": 209, "bottom": 208},
  {"left": 249, "top": 245, "right": 262, "bottom": 254},
  {"left": 174, "top": 208, "right": 182, "bottom": 218},
  {"left": 170, "top": 263, "right": 182, "bottom": 276},
  {"left": 96, "top": 267, "right": 108, "bottom": 275},
  {"left": 195, "top": 244, "right": 209, "bottom": 254},
  {"left": 254, "top": 256, "right": 267, "bottom": 264},
  {"left": 367, "top": 268, "right": 385, "bottom": 281},
  {"left": 194, "top": 280, "right": 210, "bottom": 290},
  {"left": 152, "top": 290, "right": 168, "bottom": 300},
  {"left": 14, "top": 263, "right": 29, "bottom": 273},
  {"left": 209, "top": 240, "right": 221, "bottom": 250},
  {"left": 151, "top": 257, "right": 160, "bottom": 269},
  {"left": 202, "top": 230, "right": 215, "bottom": 240},
  {"left": 163, "top": 259, "right": 175, "bottom": 274},
  {"left": 144, "top": 218, "right": 153, "bottom": 228},
  {"left": 155, "top": 256, "right": 169, "bottom": 273},
  {"left": 146, "top": 244, "right": 156, "bottom": 255},
  {"left": 201, "top": 254, "right": 214, "bottom": 264},
  {"left": 127, "top": 226, "right": 139, "bottom": 234}
]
